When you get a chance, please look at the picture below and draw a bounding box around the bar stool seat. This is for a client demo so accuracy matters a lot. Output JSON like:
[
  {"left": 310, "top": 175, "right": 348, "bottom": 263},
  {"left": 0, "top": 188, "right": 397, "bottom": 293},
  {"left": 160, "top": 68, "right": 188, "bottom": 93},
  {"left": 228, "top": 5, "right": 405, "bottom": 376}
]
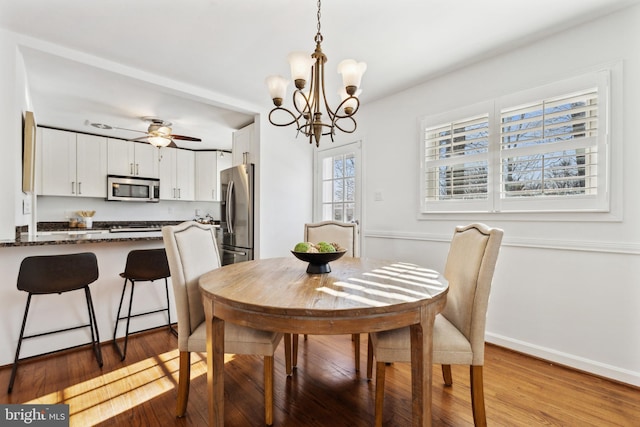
[
  {"left": 113, "top": 248, "right": 176, "bottom": 360},
  {"left": 8, "top": 252, "right": 103, "bottom": 393}
]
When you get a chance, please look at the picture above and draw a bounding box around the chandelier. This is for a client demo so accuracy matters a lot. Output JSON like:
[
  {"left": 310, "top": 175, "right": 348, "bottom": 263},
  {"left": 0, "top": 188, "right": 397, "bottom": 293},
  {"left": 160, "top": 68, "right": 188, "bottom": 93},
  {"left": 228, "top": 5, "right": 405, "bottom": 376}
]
[{"left": 265, "top": 0, "right": 367, "bottom": 147}]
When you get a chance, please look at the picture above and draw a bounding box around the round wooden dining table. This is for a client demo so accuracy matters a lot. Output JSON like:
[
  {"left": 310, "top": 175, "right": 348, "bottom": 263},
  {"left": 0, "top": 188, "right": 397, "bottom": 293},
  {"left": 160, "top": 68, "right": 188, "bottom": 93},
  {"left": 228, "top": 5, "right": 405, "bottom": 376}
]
[{"left": 199, "top": 256, "right": 449, "bottom": 426}]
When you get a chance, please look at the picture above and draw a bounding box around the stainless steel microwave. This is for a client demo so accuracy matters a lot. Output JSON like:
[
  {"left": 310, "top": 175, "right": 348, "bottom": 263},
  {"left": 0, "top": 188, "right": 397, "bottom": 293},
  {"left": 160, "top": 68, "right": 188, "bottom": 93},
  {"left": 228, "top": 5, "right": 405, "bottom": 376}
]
[{"left": 107, "top": 175, "right": 160, "bottom": 202}]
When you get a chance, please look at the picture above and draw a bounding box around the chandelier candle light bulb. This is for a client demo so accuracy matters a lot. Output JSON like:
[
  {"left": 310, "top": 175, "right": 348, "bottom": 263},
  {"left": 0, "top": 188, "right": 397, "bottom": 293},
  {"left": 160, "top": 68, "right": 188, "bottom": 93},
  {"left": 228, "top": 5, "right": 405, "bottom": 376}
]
[{"left": 266, "top": 0, "right": 366, "bottom": 147}]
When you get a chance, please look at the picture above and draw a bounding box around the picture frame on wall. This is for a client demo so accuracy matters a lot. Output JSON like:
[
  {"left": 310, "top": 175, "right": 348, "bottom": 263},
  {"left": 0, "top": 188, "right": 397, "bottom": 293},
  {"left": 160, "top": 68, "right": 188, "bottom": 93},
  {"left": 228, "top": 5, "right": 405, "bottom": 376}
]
[{"left": 22, "top": 111, "right": 36, "bottom": 193}]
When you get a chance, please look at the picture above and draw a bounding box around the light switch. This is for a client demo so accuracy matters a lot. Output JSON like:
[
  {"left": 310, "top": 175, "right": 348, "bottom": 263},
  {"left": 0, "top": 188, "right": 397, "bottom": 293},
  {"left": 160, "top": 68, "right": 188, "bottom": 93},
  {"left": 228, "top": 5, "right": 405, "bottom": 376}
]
[
  {"left": 23, "top": 198, "right": 32, "bottom": 214},
  {"left": 374, "top": 190, "right": 383, "bottom": 201}
]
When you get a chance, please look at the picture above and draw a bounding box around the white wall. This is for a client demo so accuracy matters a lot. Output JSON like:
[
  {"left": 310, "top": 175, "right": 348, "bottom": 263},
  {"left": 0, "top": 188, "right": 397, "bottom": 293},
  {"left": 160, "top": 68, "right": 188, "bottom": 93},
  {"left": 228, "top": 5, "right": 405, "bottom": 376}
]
[
  {"left": 354, "top": 5, "right": 640, "bottom": 386},
  {"left": 256, "top": 113, "right": 314, "bottom": 258},
  {"left": 0, "top": 29, "right": 22, "bottom": 240}
]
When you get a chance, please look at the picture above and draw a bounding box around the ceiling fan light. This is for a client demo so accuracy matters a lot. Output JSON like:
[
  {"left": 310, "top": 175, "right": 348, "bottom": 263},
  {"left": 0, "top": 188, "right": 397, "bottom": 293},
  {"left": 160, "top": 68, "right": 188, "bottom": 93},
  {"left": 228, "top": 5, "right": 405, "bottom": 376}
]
[
  {"left": 148, "top": 135, "right": 172, "bottom": 147},
  {"left": 156, "top": 126, "right": 172, "bottom": 136}
]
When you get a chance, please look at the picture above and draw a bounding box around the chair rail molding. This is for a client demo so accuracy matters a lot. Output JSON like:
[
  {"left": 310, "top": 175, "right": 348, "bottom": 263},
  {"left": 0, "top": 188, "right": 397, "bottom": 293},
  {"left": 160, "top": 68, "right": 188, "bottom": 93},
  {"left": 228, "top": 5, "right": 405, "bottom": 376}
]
[{"left": 364, "top": 229, "right": 640, "bottom": 255}]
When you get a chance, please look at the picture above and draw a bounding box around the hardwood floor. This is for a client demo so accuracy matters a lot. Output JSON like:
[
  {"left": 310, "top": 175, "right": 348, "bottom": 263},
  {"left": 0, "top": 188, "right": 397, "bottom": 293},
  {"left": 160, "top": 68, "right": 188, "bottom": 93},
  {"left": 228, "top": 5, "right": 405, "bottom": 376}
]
[{"left": 1, "top": 328, "right": 638, "bottom": 426}]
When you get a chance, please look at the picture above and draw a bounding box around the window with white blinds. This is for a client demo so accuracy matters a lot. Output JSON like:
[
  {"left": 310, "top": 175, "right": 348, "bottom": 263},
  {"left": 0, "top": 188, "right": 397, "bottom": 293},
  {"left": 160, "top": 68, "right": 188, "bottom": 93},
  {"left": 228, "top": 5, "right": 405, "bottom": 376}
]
[
  {"left": 423, "top": 115, "right": 489, "bottom": 200},
  {"left": 420, "top": 70, "right": 610, "bottom": 214},
  {"left": 500, "top": 90, "right": 598, "bottom": 199}
]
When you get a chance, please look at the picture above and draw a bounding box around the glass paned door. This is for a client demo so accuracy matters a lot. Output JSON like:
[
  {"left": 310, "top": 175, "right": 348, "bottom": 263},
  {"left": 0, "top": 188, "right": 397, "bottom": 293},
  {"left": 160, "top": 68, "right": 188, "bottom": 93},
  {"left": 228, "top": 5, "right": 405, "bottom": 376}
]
[{"left": 314, "top": 141, "right": 361, "bottom": 224}]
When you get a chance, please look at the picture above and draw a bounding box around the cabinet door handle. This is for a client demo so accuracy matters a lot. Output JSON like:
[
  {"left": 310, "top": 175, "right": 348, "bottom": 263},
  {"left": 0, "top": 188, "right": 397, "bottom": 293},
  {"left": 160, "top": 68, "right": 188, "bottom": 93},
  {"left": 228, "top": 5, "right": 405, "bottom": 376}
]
[
  {"left": 212, "top": 189, "right": 215, "bottom": 200},
  {"left": 136, "top": 164, "right": 139, "bottom": 175},
  {"left": 78, "top": 182, "right": 82, "bottom": 195},
  {"left": 130, "top": 163, "right": 134, "bottom": 175},
  {"left": 178, "top": 188, "right": 181, "bottom": 199},
  {"left": 71, "top": 181, "right": 76, "bottom": 194}
]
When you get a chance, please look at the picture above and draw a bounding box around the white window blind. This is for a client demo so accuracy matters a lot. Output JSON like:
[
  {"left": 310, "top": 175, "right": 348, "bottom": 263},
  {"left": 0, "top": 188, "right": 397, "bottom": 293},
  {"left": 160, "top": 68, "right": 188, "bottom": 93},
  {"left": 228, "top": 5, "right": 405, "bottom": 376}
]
[
  {"left": 500, "top": 89, "right": 599, "bottom": 199},
  {"left": 423, "top": 114, "right": 489, "bottom": 203},
  {"left": 419, "top": 69, "right": 610, "bottom": 215}
]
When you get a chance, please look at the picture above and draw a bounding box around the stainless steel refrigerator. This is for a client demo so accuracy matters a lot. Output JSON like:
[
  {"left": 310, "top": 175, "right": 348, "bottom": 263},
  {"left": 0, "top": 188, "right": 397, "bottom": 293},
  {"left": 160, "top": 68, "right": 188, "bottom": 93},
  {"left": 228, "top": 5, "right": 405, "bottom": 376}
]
[{"left": 218, "top": 164, "right": 254, "bottom": 265}]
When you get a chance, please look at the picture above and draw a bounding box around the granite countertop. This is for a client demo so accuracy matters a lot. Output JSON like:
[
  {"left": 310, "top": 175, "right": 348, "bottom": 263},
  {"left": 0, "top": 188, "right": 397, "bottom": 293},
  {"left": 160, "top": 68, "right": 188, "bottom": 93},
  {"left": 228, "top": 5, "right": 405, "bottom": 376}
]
[{"left": 1, "top": 220, "right": 219, "bottom": 247}]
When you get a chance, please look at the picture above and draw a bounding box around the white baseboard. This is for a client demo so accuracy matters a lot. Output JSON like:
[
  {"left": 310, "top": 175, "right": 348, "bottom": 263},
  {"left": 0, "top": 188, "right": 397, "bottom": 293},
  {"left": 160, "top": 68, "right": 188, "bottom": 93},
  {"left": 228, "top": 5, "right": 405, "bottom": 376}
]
[{"left": 486, "top": 332, "right": 640, "bottom": 387}]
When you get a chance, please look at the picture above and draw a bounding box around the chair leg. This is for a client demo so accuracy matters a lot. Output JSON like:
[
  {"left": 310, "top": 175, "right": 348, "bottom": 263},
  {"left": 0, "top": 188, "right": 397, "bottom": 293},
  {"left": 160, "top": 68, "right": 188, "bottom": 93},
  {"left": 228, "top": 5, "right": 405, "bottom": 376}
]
[
  {"left": 366, "top": 334, "right": 374, "bottom": 380},
  {"left": 7, "top": 293, "right": 32, "bottom": 393},
  {"left": 284, "top": 333, "right": 292, "bottom": 376},
  {"left": 84, "top": 287, "right": 103, "bottom": 367},
  {"left": 176, "top": 351, "right": 191, "bottom": 417},
  {"left": 353, "top": 333, "right": 360, "bottom": 372},
  {"left": 470, "top": 365, "right": 487, "bottom": 427},
  {"left": 164, "top": 278, "right": 178, "bottom": 337},
  {"left": 264, "top": 355, "right": 274, "bottom": 426},
  {"left": 442, "top": 364, "right": 453, "bottom": 386},
  {"left": 292, "top": 334, "right": 299, "bottom": 368},
  {"left": 374, "top": 361, "right": 386, "bottom": 427}
]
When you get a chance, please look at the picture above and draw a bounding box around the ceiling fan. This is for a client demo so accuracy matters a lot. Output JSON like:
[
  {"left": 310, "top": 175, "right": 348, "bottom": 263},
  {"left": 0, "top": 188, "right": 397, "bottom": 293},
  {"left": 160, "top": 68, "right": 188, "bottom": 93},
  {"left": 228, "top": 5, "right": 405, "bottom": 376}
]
[{"left": 90, "top": 116, "right": 202, "bottom": 148}]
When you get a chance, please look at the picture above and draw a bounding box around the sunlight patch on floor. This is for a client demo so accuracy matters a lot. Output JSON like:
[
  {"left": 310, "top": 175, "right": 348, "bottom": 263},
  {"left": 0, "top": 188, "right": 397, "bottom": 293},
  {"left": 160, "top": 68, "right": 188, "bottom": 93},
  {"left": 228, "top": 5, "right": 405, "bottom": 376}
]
[{"left": 24, "top": 349, "right": 236, "bottom": 425}]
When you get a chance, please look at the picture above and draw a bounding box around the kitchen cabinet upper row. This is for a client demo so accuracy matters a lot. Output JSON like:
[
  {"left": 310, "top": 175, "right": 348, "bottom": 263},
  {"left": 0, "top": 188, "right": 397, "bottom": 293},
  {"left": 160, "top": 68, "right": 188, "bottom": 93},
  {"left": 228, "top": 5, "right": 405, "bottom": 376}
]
[
  {"left": 159, "top": 147, "right": 194, "bottom": 201},
  {"left": 38, "top": 127, "right": 230, "bottom": 202},
  {"left": 195, "top": 151, "right": 232, "bottom": 201},
  {"left": 232, "top": 123, "right": 255, "bottom": 166},
  {"left": 39, "top": 128, "right": 108, "bottom": 197},
  {"left": 107, "top": 138, "right": 159, "bottom": 178}
]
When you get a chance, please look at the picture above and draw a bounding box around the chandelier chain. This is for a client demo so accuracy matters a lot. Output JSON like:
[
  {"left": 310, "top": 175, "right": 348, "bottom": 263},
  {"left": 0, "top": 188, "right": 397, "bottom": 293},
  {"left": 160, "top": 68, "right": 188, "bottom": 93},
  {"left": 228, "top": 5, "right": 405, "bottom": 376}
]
[{"left": 315, "top": 0, "right": 323, "bottom": 43}]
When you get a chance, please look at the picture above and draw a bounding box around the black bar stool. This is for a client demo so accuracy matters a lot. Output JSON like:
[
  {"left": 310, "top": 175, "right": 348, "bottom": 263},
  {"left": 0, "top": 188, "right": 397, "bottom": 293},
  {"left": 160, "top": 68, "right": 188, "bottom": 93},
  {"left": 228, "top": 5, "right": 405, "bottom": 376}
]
[
  {"left": 113, "top": 248, "right": 176, "bottom": 360},
  {"left": 8, "top": 252, "right": 103, "bottom": 393}
]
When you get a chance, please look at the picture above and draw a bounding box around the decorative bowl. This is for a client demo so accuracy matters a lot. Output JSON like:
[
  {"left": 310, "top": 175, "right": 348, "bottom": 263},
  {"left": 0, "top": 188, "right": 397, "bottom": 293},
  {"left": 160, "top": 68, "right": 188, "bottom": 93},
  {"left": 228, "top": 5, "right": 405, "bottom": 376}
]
[{"left": 291, "top": 250, "right": 347, "bottom": 274}]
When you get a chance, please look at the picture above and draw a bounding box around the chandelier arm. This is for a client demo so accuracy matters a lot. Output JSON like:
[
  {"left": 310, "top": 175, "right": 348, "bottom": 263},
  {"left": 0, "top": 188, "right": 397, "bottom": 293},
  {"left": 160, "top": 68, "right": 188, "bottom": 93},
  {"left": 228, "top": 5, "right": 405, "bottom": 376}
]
[
  {"left": 268, "top": 107, "right": 303, "bottom": 129},
  {"left": 333, "top": 115, "right": 358, "bottom": 134},
  {"left": 332, "top": 96, "right": 361, "bottom": 120}
]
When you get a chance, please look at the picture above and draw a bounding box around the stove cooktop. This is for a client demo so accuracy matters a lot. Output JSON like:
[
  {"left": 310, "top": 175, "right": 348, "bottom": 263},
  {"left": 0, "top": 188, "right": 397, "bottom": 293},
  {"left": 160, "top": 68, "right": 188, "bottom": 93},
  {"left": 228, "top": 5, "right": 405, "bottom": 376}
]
[{"left": 109, "top": 225, "right": 162, "bottom": 233}]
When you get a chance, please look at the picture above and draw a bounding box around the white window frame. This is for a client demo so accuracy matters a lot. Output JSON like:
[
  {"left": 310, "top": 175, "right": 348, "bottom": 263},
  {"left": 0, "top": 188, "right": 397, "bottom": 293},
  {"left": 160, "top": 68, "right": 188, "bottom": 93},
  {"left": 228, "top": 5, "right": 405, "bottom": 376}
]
[{"left": 419, "top": 69, "right": 612, "bottom": 217}]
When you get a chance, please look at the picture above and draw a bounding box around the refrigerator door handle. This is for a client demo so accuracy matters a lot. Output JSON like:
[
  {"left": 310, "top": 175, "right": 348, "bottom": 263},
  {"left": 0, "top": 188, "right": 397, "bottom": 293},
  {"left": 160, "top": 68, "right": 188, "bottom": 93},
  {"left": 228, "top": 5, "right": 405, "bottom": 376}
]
[
  {"left": 226, "top": 180, "right": 235, "bottom": 234},
  {"left": 222, "top": 248, "right": 247, "bottom": 256}
]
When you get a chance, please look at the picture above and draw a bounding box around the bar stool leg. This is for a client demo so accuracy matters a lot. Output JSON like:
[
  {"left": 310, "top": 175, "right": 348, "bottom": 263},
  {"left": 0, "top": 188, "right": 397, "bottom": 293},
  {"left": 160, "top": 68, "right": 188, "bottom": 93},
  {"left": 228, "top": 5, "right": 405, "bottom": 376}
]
[
  {"left": 112, "top": 278, "right": 130, "bottom": 360},
  {"left": 8, "top": 294, "right": 32, "bottom": 393},
  {"left": 84, "top": 286, "right": 103, "bottom": 367}
]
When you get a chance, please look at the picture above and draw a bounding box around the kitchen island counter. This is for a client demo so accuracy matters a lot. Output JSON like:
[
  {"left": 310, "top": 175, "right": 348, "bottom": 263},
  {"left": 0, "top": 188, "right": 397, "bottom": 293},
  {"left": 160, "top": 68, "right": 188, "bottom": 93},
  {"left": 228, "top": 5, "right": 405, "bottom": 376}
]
[
  {"left": 2, "top": 221, "right": 218, "bottom": 247},
  {"left": 8, "top": 230, "right": 163, "bottom": 247}
]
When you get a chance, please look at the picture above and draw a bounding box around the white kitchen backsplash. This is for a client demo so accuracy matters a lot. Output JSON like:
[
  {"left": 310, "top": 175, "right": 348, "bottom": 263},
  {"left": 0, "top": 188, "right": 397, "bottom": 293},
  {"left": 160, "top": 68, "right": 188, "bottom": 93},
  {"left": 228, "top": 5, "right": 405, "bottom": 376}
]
[{"left": 37, "top": 196, "right": 220, "bottom": 222}]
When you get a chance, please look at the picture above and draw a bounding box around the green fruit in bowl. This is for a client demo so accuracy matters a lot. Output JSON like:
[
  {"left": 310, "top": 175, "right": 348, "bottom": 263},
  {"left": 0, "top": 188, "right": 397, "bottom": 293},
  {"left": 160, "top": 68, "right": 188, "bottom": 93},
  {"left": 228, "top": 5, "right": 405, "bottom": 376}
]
[
  {"left": 294, "top": 242, "right": 311, "bottom": 252},
  {"left": 316, "top": 241, "right": 336, "bottom": 253}
]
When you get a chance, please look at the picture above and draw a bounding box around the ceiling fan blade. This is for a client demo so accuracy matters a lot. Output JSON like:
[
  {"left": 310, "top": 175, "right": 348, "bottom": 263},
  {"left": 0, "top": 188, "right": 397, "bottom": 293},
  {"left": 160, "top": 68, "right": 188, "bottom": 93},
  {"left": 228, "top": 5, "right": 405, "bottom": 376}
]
[
  {"left": 113, "top": 126, "right": 148, "bottom": 134},
  {"left": 168, "top": 141, "right": 178, "bottom": 148},
  {"left": 129, "top": 136, "right": 150, "bottom": 142},
  {"left": 171, "top": 134, "right": 201, "bottom": 142}
]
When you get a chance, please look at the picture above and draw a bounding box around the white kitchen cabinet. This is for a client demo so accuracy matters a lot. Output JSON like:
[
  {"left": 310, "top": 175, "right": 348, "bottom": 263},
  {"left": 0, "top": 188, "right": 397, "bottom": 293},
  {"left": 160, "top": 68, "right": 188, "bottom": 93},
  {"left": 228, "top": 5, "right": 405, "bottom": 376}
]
[
  {"left": 159, "top": 147, "right": 195, "bottom": 200},
  {"left": 40, "top": 128, "right": 107, "bottom": 198},
  {"left": 195, "top": 151, "right": 232, "bottom": 201},
  {"left": 107, "top": 139, "right": 159, "bottom": 178},
  {"left": 232, "top": 123, "right": 254, "bottom": 166}
]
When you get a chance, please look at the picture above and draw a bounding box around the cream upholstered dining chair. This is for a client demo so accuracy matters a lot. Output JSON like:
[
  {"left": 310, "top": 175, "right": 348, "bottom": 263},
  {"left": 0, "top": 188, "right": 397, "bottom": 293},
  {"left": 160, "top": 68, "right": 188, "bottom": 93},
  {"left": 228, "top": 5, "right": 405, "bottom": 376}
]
[
  {"left": 293, "top": 220, "right": 361, "bottom": 369},
  {"left": 305, "top": 220, "right": 358, "bottom": 258},
  {"left": 162, "top": 221, "right": 289, "bottom": 425},
  {"left": 367, "top": 223, "right": 503, "bottom": 427}
]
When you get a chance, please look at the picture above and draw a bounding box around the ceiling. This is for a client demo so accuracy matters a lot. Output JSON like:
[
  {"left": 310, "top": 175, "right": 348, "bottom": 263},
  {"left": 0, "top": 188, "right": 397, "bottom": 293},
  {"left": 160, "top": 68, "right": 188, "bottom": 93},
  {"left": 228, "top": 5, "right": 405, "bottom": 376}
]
[{"left": 0, "top": 0, "right": 636, "bottom": 150}]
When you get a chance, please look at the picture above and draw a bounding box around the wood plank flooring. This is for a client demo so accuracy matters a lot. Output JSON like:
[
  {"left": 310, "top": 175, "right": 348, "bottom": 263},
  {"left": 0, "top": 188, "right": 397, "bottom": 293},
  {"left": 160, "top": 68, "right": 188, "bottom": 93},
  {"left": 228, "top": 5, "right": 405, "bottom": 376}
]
[{"left": 1, "top": 328, "right": 638, "bottom": 426}]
